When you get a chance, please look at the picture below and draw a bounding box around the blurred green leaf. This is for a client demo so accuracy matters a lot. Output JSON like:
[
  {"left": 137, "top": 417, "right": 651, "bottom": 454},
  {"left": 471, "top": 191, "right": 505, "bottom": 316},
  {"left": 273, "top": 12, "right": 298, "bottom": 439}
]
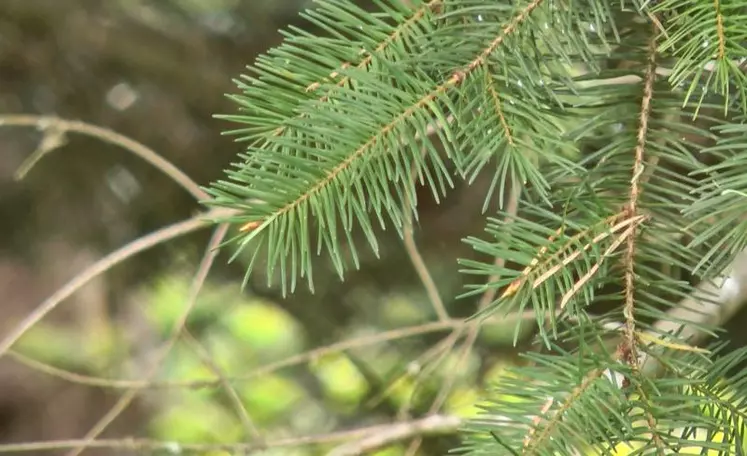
[
  {"left": 310, "top": 353, "right": 370, "bottom": 406},
  {"left": 380, "top": 293, "right": 429, "bottom": 326},
  {"left": 150, "top": 395, "right": 242, "bottom": 443},
  {"left": 239, "top": 374, "right": 306, "bottom": 423},
  {"left": 15, "top": 323, "right": 92, "bottom": 368},
  {"left": 221, "top": 300, "right": 304, "bottom": 359},
  {"left": 144, "top": 275, "right": 228, "bottom": 334},
  {"left": 445, "top": 386, "right": 483, "bottom": 418}
]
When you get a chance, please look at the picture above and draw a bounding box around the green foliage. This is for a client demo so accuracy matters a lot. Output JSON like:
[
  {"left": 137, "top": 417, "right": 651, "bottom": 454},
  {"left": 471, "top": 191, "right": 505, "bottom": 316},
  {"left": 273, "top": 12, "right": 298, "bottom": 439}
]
[{"left": 205, "top": 0, "right": 747, "bottom": 454}]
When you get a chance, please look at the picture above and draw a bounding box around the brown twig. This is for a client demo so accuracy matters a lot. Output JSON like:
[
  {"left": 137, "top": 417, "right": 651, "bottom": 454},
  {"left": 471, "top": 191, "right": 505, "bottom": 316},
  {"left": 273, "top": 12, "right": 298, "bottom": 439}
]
[
  {"left": 181, "top": 329, "right": 262, "bottom": 442},
  {"left": 364, "top": 327, "right": 462, "bottom": 417},
  {"left": 404, "top": 180, "right": 521, "bottom": 456},
  {"left": 326, "top": 414, "right": 462, "bottom": 456},
  {"left": 0, "top": 414, "right": 461, "bottom": 455},
  {"left": 8, "top": 311, "right": 546, "bottom": 393},
  {"left": 439, "top": 180, "right": 521, "bottom": 399},
  {"left": 8, "top": 319, "right": 471, "bottom": 390},
  {"left": 378, "top": 107, "right": 456, "bottom": 321},
  {"left": 64, "top": 223, "right": 232, "bottom": 456},
  {"left": 0, "top": 207, "right": 233, "bottom": 360},
  {"left": 402, "top": 143, "right": 450, "bottom": 321},
  {"left": 1, "top": 114, "right": 263, "bottom": 449},
  {"left": 0, "top": 115, "right": 208, "bottom": 201}
]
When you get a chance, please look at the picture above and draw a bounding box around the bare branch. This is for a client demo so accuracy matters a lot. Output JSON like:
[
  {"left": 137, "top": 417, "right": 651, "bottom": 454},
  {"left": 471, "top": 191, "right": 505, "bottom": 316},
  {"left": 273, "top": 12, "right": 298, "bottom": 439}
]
[
  {"left": 402, "top": 146, "right": 450, "bottom": 321},
  {"left": 326, "top": 414, "right": 462, "bottom": 456},
  {"left": 181, "top": 329, "right": 263, "bottom": 442},
  {"left": 0, "top": 415, "right": 460, "bottom": 455},
  {"left": 64, "top": 223, "right": 233, "bottom": 456},
  {"left": 0, "top": 114, "right": 208, "bottom": 201},
  {"left": 0, "top": 207, "right": 233, "bottom": 360}
]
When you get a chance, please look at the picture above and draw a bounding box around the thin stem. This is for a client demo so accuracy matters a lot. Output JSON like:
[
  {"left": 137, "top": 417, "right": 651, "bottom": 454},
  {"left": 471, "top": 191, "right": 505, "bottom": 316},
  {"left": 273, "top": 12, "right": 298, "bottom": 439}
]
[
  {"left": 619, "top": 28, "right": 665, "bottom": 455},
  {"left": 0, "top": 207, "right": 233, "bottom": 359},
  {"left": 402, "top": 214, "right": 449, "bottom": 322},
  {"left": 0, "top": 414, "right": 461, "bottom": 455},
  {"left": 0, "top": 115, "right": 208, "bottom": 201},
  {"left": 327, "top": 414, "right": 461, "bottom": 456},
  {"left": 181, "top": 329, "right": 262, "bottom": 442},
  {"left": 64, "top": 223, "right": 232, "bottom": 456},
  {"left": 7, "top": 311, "right": 545, "bottom": 391},
  {"left": 404, "top": 180, "right": 521, "bottom": 456}
]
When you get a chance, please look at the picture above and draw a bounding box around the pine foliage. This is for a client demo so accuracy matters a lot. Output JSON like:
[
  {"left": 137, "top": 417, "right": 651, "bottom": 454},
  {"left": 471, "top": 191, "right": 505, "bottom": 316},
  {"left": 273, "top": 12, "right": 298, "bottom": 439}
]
[{"left": 205, "top": 0, "right": 747, "bottom": 453}]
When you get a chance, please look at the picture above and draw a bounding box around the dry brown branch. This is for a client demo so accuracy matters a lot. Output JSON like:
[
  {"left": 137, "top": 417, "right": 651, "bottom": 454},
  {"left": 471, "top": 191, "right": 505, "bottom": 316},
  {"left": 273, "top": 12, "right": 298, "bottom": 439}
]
[
  {"left": 64, "top": 223, "right": 233, "bottom": 456},
  {"left": 402, "top": 214, "right": 449, "bottom": 321},
  {"left": 0, "top": 207, "right": 233, "bottom": 360},
  {"left": 402, "top": 148, "right": 449, "bottom": 321},
  {"left": 0, "top": 414, "right": 461, "bottom": 455},
  {"left": 326, "top": 414, "right": 462, "bottom": 456},
  {"left": 8, "top": 319, "right": 476, "bottom": 390},
  {"left": 0, "top": 114, "right": 208, "bottom": 201},
  {"left": 399, "top": 112, "right": 456, "bottom": 322},
  {"left": 0, "top": 114, "right": 265, "bottom": 452},
  {"left": 0, "top": 114, "right": 269, "bottom": 448},
  {"left": 364, "top": 326, "right": 462, "bottom": 417},
  {"left": 181, "top": 329, "right": 262, "bottom": 442},
  {"left": 0, "top": 114, "right": 235, "bottom": 360}
]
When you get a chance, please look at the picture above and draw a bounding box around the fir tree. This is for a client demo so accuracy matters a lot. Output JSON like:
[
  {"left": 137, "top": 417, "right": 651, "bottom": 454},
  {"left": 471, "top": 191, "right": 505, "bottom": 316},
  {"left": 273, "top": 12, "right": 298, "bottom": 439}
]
[{"left": 205, "top": 0, "right": 747, "bottom": 453}]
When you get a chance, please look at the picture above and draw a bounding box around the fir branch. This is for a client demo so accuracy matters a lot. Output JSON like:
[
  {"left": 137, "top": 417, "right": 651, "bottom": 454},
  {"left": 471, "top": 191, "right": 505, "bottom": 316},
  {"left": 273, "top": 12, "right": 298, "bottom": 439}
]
[
  {"left": 642, "top": 247, "right": 747, "bottom": 376},
  {"left": 620, "top": 28, "right": 666, "bottom": 455},
  {"left": 485, "top": 69, "right": 515, "bottom": 147},
  {"left": 252, "top": 0, "right": 445, "bottom": 151},
  {"left": 621, "top": 30, "right": 658, "bottom": 370},
  {"left": 522, "top": 366, "right": 607, "bottom": 454},
  {"left": 301, "top": 0, "right": 443, "bottom": 97},
  {"left": 654, "top": 0, "right": 747, "bottom": 114},
  {"left": 559, "top": 221, "right": 635, "bottom": 310},
  {"left": 208, "top": 0, "right": 549, "bottom": 294},
  {"left": 462, "top": 211, "right": 646, "bottom": 339}
]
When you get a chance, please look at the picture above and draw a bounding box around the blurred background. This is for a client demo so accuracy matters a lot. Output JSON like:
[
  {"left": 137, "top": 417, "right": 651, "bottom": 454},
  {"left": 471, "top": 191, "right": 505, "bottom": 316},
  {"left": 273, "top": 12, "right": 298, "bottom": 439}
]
[{"left": 0, "top": 1, "right": 520, "bottom": 455}]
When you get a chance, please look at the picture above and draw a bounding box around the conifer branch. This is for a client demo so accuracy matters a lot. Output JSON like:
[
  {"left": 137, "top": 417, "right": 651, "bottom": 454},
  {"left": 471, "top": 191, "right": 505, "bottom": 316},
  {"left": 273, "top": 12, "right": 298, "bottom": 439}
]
[
  {"left": 620, "top": 29, "right": 664, "bottom": 455},
  {"left": 523, "top": 368, "right": 606, "bottom": 453},
  {"left": 261, "top": 0, "right": 443, "bottom": 145},
  {"left": 302, "top": 0, "right": 443, "bottom": 96},
  {"left": 497, "top": 214, "right": 644, "bottom": 304},
  {"left": 714, "top": 0, "right": 727, "bottom": 61},
  {"left": 486, "top": 70, "right": 515, "bottom": 146},
  {"left": 621, "top": 31, "right": 658, "bottom": 370}
]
